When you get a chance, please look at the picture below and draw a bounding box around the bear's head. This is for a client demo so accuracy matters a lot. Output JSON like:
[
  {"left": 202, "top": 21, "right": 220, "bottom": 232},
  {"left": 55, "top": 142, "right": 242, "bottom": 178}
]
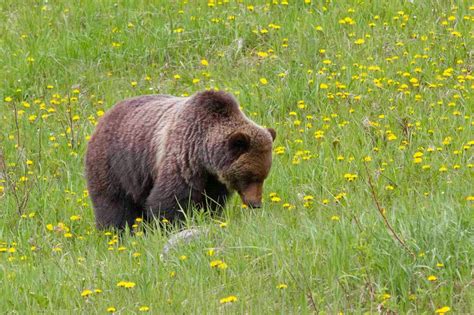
[
  {"left": 190, "top": 90, "right": 276, "bottom": 208},
  {"left": 222, "top": 126, "right": 276, "bottom": 208}
]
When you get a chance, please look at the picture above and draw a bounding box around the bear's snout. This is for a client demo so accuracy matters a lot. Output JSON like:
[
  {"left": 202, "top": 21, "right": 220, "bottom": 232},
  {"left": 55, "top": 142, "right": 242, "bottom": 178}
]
[
  {"left": 239, "top": 183, "right": 263, "bottom": 209},
  {"left": 246, "top": 200, "right": 262, "bottom": 209}
]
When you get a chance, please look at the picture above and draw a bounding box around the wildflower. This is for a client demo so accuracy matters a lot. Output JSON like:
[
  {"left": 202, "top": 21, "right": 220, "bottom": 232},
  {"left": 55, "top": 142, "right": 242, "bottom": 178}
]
[
  {"left": 116, "top": 281, "right": 136, "bottom": 288},
  {"left": 210, "top": 260, "right": 223, "bottom": 268},
  {"left": 271, "top": 196, "right": 281, "bottom": 202},
  {"left": 210, "top": 260, "right": 228, "bottom": 270},
  {"left": 381, "top": 293, "right": 391, "bottom": 300},
  {"left": 331, "top": 215, "right": 340, "bottom": 221},
  {"left": 81, "top": 289, "right": 93, "bottom": 297},
  {"left": 259, "top": 78, "right": 268, "bottom": 85},
  {"left": 386, "top": 132, "right": 397, "bottom": 141},
  {"left": 220, "top": 295, "right": 238, "bottom": 304},
  {"left": 4, "top": 96, "right": 13, "bottom": 102},
  {"left": 107, "top": 307, "right": 116, "bottom": 313},
  {"left": 277, "top": 283, "right": 288, "bottom": 289},
  {"left": 274, "top": 146, "right": 285, "bottom": 154},
  {"left": 179, "top": 255, "right": 187, "bottom": 261},
  {"left": 319, "top": 83, "right": 329, "bottom": 89},
  {"left": 354, "top": 38, "right": 365, "bottom": 45},
  {"left": 201, "top": 59, "right": 209, "bottom": 66},
  {"left": 70, "top": 215, "right": 81, "bottom": 221},
  {"left": 413, "top": 152, "right": 423, "bottom": 163},
  {"left": 138, "top": 306, "right": 150, "bottom": 312},
  {"left": 435, "top": 306, "right": 451, "bottom": 314},
  {"left": 344, "top": 173, "right": 358, "bottom": 182},
  {"left": 427, "top": 275, "right": 437, "bottom": 281}
]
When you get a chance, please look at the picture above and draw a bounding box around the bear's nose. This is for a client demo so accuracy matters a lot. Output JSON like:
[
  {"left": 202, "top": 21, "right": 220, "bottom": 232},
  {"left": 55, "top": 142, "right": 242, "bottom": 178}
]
[{"left": 246, "top": 200, "right": 262, "bottom": 208}]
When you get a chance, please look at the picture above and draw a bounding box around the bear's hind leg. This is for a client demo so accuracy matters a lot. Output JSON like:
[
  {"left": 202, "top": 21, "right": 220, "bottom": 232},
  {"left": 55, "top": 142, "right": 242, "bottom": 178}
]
[{"left": 91, "top": 193, "right": 143, "bottom": 230}]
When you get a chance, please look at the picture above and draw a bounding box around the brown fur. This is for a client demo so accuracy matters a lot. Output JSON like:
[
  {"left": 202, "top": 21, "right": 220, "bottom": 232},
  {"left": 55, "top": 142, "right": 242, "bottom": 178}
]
[{"left": 85, "top": 90, "right": 276, "bottom": 229}]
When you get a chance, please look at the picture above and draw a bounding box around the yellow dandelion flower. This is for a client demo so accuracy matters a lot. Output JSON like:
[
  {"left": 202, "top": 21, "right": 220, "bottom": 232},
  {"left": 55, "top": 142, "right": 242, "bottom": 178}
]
[
  {"left": 435, "top": 306, "right": 451, "bottom": 314},
  {"left": 277, "top": 283, "right": 288, "bottom": 289},
  {"left": 220, "top": 295, "right": 238, "bottom": 304},
  {"left": 381, "top": 293, "right": 391, "bottom": 300},
  {"left": 271, "top": 196, "right": 281, "bottom": 203},
  {"left": 259, "top": 78, "right": 268, "bottom": 85},
  {"left": 117, "top": 281, "right": 136, "bottom": 288},
  {"left": 354, "top": 38, "right": 365, "bottom": 45},
  {"left": 427, "top": 275, "right": 437, "bottom": 281},
  {"left": 138, "top": 306, "right": 150, "bottom": 312},
  {"left": 210, "top": 260, "right": 223, "bottom": 268},
  {"left": 81, "top": 289, "right": 93, "bottom": 297},
  {"left": 344, "top": 173, "right": 358, "bottom": 182},
  {"left": 107, "top": 307, "right": 116, "bottom": 313}
]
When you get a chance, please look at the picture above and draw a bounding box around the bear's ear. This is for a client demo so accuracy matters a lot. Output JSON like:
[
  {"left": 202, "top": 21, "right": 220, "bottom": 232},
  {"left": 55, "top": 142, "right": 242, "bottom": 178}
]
[
  {"left": 228, "top": 132, "right": 250, "bottom": 156},
  {"left": 192, "top": 90, "right": 238, "bottom": 115},
  {"left": 267, "top": 128, "right": 276, "bottom": 142}
]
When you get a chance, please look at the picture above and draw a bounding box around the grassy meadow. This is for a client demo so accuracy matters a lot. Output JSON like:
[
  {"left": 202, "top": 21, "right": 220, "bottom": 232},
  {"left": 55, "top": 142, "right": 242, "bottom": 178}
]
[{"left": 1, "top": 0, "right": 473, "bottom": 313}]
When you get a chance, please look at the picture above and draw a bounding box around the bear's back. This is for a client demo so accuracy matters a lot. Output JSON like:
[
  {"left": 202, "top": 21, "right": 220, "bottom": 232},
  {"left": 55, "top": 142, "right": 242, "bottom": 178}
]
[{"left": 86, "top": 94, "right": 186, "bottom": 203}]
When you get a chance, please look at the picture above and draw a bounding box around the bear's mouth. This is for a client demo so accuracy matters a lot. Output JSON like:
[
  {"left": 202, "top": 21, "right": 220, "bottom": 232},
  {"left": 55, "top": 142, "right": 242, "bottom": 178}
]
[{"left": 238, "top": 183, "right": 263, "bottom": 208}]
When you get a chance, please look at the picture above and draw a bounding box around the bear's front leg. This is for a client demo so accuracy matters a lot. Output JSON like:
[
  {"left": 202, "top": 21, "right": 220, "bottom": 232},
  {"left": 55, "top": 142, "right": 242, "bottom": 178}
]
[
  {"left": 91, "top": 192, "right": 142, "bottom": 229},
  {"left": 145, "top": 180, "right": 203, "bottom": 223}
]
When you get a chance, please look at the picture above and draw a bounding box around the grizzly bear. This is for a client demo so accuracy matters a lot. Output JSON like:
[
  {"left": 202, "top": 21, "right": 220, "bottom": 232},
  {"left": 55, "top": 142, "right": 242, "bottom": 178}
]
[{"left": 85, "top": 90, "right": 276, "bottom": 229}]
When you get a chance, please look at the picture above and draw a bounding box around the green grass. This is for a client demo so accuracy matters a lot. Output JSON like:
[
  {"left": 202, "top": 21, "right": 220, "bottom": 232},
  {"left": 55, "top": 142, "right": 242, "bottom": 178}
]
[{"left": 1, "top": 0, "right": 473, "bottom": 313}]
